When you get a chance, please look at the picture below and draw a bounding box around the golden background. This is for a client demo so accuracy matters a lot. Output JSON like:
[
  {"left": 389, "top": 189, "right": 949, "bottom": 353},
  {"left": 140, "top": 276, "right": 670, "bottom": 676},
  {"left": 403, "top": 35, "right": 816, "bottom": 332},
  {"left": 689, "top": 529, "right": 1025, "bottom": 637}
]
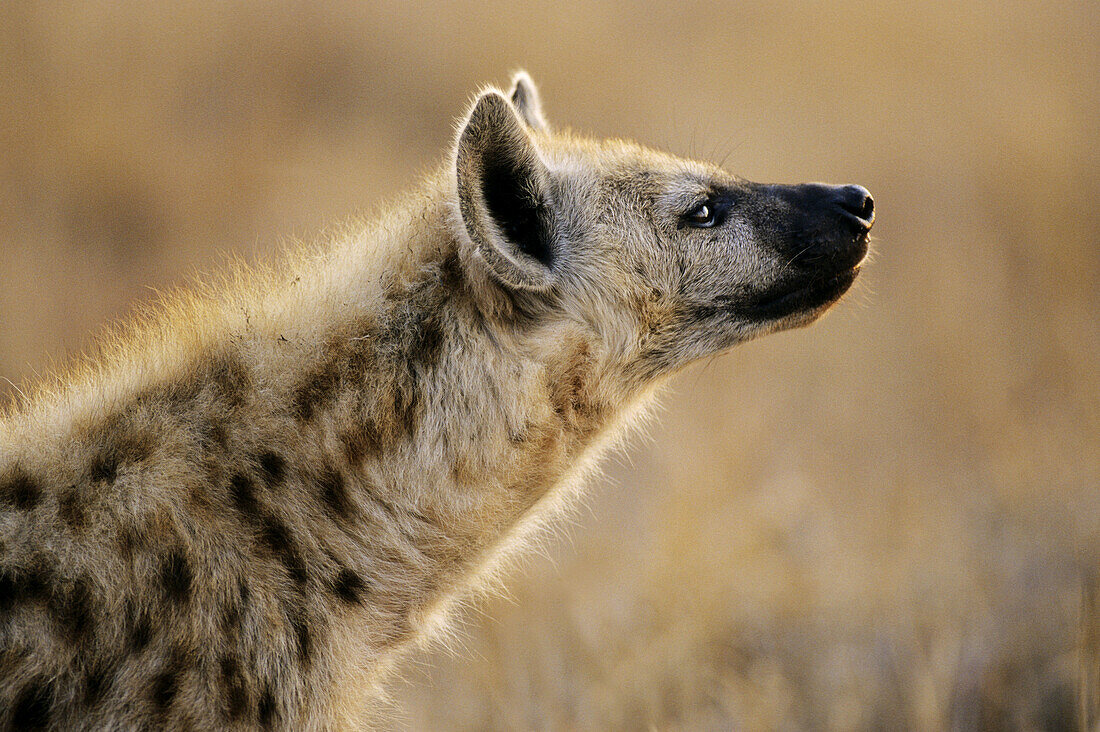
[{"left": 2, "top": 1, "right": 1098, "bottom": 728}]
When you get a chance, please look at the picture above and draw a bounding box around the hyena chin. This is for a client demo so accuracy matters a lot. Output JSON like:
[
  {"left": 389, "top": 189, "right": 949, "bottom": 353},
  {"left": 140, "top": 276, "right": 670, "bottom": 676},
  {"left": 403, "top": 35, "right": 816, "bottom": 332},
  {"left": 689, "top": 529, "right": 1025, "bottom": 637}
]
[{"left": 0, "top": 72, "right": 872, "bottom": 728}]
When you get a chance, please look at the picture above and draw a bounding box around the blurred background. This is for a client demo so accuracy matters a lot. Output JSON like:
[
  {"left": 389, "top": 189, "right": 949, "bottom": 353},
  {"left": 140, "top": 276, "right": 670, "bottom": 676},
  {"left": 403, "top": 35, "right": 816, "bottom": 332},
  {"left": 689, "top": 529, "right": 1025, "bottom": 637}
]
[{"left": 2, "top": 1, "right": 1098, "bottom": 728}]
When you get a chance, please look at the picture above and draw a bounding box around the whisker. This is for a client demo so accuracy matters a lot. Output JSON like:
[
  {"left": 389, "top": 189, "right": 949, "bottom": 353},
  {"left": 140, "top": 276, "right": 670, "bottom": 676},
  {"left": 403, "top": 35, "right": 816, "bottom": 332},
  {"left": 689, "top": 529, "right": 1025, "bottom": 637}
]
[{"left": 785, "top": 244, "right": 817, "bottom": 268}]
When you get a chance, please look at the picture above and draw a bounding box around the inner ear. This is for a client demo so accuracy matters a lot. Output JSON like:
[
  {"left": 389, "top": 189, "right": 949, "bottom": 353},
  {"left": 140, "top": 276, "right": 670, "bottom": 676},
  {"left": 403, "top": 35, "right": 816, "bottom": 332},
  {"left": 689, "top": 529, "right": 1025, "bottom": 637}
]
[
  {"left": 455, "top": 91, "right": 557, "bottom": 292},
  {"left": 509, "top": 71, "right": 548, "bottom": 131},
  {"left": 481, "top": 144, "right": 553, "bottom": 267}
]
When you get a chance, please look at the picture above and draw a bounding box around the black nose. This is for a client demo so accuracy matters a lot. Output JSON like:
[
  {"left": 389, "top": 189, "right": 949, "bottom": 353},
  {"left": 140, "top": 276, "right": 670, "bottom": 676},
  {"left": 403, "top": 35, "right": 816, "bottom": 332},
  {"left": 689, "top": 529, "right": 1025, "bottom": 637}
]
[{"left": 833, "top": 184, "right": 874, "bottom": 231}]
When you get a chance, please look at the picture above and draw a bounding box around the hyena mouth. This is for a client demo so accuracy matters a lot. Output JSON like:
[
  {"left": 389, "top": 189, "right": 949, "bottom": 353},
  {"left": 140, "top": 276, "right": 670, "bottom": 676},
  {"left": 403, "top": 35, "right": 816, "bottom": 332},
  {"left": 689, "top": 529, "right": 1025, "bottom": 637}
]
[
  {"left": 740, "top": 182, "right": 873, "bottom": 322},
  {"left": 746, "top": 258, "right": 864, "bottom": 321}
]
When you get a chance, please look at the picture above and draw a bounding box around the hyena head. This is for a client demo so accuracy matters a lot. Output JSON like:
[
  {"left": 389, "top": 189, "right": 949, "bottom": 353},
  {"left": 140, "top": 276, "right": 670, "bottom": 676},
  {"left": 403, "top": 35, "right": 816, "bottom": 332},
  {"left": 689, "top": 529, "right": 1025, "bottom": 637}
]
[{"left": 454, "top": 72, "right": 873, "bottom": 385}]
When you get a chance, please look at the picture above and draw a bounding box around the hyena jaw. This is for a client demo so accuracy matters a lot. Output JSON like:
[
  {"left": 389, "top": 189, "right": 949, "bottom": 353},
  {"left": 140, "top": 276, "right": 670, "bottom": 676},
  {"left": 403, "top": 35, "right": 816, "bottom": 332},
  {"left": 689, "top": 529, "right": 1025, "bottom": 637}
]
[{"left": 0, "top": 72, "right": 871, "bottom": 729}]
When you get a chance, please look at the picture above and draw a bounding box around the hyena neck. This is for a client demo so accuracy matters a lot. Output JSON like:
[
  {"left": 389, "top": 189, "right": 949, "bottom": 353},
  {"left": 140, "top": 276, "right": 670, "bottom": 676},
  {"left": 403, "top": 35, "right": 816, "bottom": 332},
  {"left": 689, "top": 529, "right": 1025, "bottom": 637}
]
[
  {"left": 275, "top": 190, "right": 625, "bottom": 616},
  {"left": 227, "top": 186, "right": 634, "bottom": 683},
  {"left": 0, "top": 172, "right": 641, "bottom": 728},
  {"left": 170, "top": 182, "right": 619, "bottom": 635}
]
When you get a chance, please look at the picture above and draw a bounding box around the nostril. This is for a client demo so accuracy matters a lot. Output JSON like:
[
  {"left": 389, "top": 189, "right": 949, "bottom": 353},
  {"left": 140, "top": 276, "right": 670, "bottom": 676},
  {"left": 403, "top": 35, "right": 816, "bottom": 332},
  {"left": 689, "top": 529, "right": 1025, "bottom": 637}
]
[
  {"left": 836, "top": 185, "right": 874, "bottom": 229},
  {"left": 856, "top": 194, "right": 874, "bottom": 222}
]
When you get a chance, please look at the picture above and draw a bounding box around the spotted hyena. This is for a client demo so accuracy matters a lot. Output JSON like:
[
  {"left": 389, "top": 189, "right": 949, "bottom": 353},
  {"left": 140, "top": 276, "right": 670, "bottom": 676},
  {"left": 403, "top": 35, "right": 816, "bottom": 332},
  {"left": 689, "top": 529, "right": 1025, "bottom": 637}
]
[{"left": 0, "top": 73, "right": 872, "bottom": 728}]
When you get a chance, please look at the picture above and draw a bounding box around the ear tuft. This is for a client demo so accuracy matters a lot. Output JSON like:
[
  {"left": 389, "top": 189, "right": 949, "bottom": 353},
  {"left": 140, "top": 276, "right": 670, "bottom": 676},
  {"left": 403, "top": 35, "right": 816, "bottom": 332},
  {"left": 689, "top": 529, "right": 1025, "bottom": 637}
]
[
  {"left": 454, "top": 90, "right": 557, "bottom": 292},
  {"left": 508, "top": 71, "right": 548, "bottom": 131}
]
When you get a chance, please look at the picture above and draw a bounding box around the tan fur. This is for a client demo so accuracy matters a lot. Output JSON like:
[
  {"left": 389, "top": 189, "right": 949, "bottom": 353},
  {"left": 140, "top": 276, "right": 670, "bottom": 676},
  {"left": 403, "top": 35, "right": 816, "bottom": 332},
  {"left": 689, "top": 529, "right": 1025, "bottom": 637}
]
[{"left": 0, "top": 73, "right": 870, "bottom": 729}]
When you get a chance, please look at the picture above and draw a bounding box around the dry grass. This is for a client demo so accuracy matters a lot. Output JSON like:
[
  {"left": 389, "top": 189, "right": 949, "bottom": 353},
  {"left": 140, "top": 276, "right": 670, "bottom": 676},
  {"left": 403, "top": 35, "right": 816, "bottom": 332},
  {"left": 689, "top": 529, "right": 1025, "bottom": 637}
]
[{"left": 2, "top": 1, "right": 1098, "bottom": 728}]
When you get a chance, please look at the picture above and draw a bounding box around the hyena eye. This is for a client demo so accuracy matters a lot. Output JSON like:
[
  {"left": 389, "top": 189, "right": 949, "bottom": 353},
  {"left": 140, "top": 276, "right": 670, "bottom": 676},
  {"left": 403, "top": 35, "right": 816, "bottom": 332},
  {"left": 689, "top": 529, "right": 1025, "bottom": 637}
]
[{"left": 683, "top": 201, "right": 719, "bottom": 228}]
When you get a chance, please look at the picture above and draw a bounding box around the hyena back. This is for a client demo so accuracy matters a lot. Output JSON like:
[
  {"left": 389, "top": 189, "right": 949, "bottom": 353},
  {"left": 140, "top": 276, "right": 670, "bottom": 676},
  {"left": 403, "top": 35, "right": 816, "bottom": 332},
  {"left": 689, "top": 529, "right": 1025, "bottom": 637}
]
[{"left": 0, "top": 73, "right": 873, "bottom": 729}]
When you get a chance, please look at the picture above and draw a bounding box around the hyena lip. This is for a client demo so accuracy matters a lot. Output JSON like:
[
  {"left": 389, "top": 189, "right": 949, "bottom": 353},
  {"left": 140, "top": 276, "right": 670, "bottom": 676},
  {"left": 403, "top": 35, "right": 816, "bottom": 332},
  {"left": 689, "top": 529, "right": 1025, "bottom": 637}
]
[
  {"left": 744, "top": 265, "right": 861, "bottom": 321},
  {"left": 742, "top": 231, "right": 870, "bottom": 320}
]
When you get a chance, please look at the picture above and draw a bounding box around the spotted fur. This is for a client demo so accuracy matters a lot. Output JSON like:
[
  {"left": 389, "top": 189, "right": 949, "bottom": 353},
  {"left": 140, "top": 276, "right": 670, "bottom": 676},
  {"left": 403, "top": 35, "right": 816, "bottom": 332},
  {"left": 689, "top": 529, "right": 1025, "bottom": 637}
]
[{"left": 0, "top": 72, "right": 871, "bottom": 728}]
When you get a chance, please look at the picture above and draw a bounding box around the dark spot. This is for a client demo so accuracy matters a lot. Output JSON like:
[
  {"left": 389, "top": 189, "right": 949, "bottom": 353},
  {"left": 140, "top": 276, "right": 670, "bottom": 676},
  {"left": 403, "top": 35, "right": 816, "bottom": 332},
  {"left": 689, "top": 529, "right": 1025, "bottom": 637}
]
[
  {"left": 289, "top": 610, "right": 313, "bottom": 669},
  {"left": 84, "top": 660, "right": 117, "bottom": 707},
  {"left": 160, "top": 549, "right": 193, "bottom": 604},
  {"left": 258, "top": 685, "right": 277, "bottom": 728},
  {"left": 685, "top": 302, "right": 724, "bottom": 322},
  {"left": 58, "top": 488, "right": 86, "bottom": 530},
  {"left": 151, "top": 653, "right": 186, "bottom": 712},
  {"left": 129, "top": 609, "right": 153, "bottom": 652},
  {"left": 0, "top": 644, "right": 27, "bottom": 679},
  {"left": 117, "top": 525, "right": 147, "bottom": 559},
  {"left": 200, "top": 419, "right": 230, "bottom": 452},
  {"left": 258, "top": 517, "right": 292, "bottom": 556},
  {"left": 331, "top": 568, "right": 367, "bottom": 605},
  {"left": 221, "top": 603, "right": 241, "bottom": 633},
  {"left": 438, "top": 251, "right": 465, "bottom": 290},
  {"left": 292, "top": 360, "right": 340, "bottom": 422},
  {"left": 0, "top": 564, "right": 51, "bottom": 610},
  {"left": 222, "top": 579, "right": 250, "bottom": 632},
  {"left": 147, "top": 369, "right": 205, "bottom": 407},
  {"left": 341, "top": 332, "right": 374, "bottom": 380},
  {"left": 392, "top": 369, "right": 421, "bottom": 437},
  {"left": 48, "top": 576, "right": 95, "bottom": 643},
  {"left": 120, "top": 431, "right": 155, "bottom": 463},
  {"left": 188, "top": 480, "right": 213, "bottom": 509},
  {"left": 340, "top": 423, "right": 380, "bottom": 465},
  {"left": 1, "top": 470, "right": 43, "bottom": 510},
  {"left": 0, "top": 571, "right": 16, "bottom": 610},
  {"left": 24, "top": 565, "right": 51, "bottom": 599},
  {"left": 408, "top": 312, "right": 445, "bottom": 369},
  {"left": 10, "top": 676, "right": 53, "bottom": 729},
  {"left": 84, "top": 421, "right": 155, "bottom": 486},
  {"left": 209, "top": 354, "right": 250, "bottom": 408},
  {"left": 317, "top": 467, "right": 353, "bottom": 520},
  {"left": 257, "top": 452, "right": 286, "bottom": 487},
  {"left": 220, "top": 655, "right": 249, "bottom": 720},
  {"left": 259, "top": 517, "right": 308, "bottom": 587},
  {"left": 90, "top": 453, "right": 118, "bottom": 484},
  {"left": 229, "top": 472, "right": 259, "bottom": 515}
]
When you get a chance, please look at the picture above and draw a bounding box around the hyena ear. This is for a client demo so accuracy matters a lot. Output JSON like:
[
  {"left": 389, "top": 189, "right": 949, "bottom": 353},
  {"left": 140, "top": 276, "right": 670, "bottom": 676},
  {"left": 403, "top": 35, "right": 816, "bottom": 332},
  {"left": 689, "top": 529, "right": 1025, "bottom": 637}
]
[
  {"left": 508, "top": 71, "right": 548, "bottom": 131},
  {"left": 455, "top": 90, "right": 557, "bottom": 292}
]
